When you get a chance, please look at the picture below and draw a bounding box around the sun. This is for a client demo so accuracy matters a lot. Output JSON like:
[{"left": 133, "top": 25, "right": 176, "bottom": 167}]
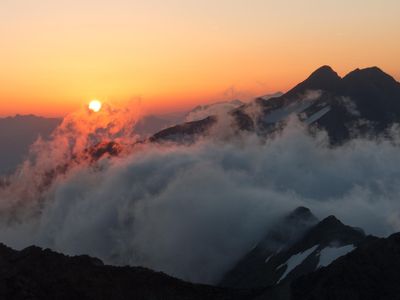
[{"left": 88, "top": 100, "right": 102, "bottom": 112}]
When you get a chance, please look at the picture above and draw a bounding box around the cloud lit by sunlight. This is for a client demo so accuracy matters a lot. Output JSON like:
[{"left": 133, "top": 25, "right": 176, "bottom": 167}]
[{"left": 2, "top": 96, "right": 400, "bottom": 284}]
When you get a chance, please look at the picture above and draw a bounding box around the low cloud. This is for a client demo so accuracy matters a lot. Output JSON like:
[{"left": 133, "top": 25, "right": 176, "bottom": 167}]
[
  {"left": 1, "top": 100, "right": 400, "bottom": 284},
  {"left": 185, "top": 99, "right": 244, "bottom": 122}
]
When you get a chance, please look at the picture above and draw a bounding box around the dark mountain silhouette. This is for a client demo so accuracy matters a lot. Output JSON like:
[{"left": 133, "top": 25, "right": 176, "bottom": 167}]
[
  {"left": 220, "top": 207, "right": 318, "bottom": 288},
  {"left": 340, "top": 67, "right": 400, "bottom": 129},
  {"left": 247, "top": 66, "right": 400, "bottom": 143},
  {"left": 134, "top": 114, "right": 187, "bottom": 138},
  {"left": 221, "top": 208, "right": 366, "bottom": 291},
  {"left": 150, "top": 116, "right": 217, "bottom": 143},
  {"left": 149, "top": 66, "right": 400, "bottom": 144},
  {"left": 2, "top": 66, "right": 400, "bottom": 299},
  {"left": 4, "top": 66, "right": 397, "bottom": 171},
  {"left": 1, "top": 212, "right": 399, "bottom": 300},
  {"left": 284, "top": 66, "right": 342, "bottom": 98},
  {"left": 0, "top": 243, "right": 257, "bottom": 300}
]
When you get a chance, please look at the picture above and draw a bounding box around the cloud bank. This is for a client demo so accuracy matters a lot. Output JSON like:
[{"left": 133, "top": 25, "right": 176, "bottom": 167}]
[{"left": 1, "top": 102, "right": 400, "bottom": 284}]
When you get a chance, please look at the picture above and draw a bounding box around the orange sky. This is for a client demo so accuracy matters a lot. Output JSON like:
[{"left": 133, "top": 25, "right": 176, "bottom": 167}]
[{"left": 1, "top": 0, "right": 399, "bottom": 117}]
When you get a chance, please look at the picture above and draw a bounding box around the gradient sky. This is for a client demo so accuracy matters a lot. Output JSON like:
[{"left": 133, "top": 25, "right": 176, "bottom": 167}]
[{"left": 1, "top": 0, "right": 399, "bottom": 117}]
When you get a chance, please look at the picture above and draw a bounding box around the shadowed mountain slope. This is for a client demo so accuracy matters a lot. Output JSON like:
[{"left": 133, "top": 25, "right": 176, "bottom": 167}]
[{"left": 0, "top": 243, "right": 258, "bottom": 300}]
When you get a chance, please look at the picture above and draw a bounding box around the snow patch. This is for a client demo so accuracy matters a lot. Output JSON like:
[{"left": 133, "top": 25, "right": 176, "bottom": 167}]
[
  {"left": 277, "top": 245, "right": 319, "bottom": 283},
  {"left": 304, "top": 106, "right": 331, "bottom": 125},
  {"left": 260, "top": 92, "right": 284, "bottom": 101},
  {"left": 262, "top": 101, "right": 315, "bottom": 124},
  {"left": 318, "top": 244, "right": 355, "bottom": 268}
]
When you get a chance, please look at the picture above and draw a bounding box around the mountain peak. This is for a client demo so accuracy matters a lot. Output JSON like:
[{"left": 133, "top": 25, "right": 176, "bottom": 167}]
[
  {"left": 302, "top": 215, "right": 366, "bottom": 247},
  {"left": 318, "top": 215, "right": 343, "bottom": 227},
  {"left": 347, "top": 66, "right": 383, "bottom": 74},
  {"left": 310, "top": 65, "right": 338, "bottom": 76},
  {"left": 285, "top": 65, "right": 341, "bottom": 97},
  {"left": 286, "top": 206, "right": 318, "bottom": 223},
  {"left": 306, "top": 65, "right": 341, "bottom": 83},
  {"left": 343, "top": 66, "right": 397, "bottom": 84}
]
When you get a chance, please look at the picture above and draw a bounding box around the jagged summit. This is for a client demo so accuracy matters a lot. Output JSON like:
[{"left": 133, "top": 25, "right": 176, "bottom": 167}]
[
  {"left": 343, "top": 66, "right": 398, "bottom": 84},
  {"left": 146, "top": 64, "right": 400, "bottom": 145},
  {"left": 220, "top": 210, "right": 366, "bottom": 290},
  {"left": 316, "top": 215, "right": 343, "bottom": 227},
  {"left": 286, "top": 64, "right": 398, "bottom": 97},
  {"left": 284, "top": 207, "right": 319, "bottom": 229},
  {"left": 291, "top": 215, "right": 366, "bottom": 255},
  {"left": 286, "top": 206, "right": 316, "bottom": 221}
]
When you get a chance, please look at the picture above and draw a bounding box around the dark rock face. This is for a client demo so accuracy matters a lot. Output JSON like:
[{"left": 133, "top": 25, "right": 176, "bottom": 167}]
[
  {"left": 247, "top": 66, "right": 400, "bottom": 143},
  {"left": 293, "top": 215, "right": 365, "bottom": 252},
  {"left": 291, "top": 233, "right": 400, "bottom": 300},
  {"left": 340, "top": 67, "right": 400, "bottom": 129},
  {"left": 220, "top": 207, "right": 318, "bottom": 288},
  {"left": 147, "top": 66, "right": 400, "bottom": 145},
  {"left": 0, "top": 216, "right": 399, "bottom": 300},
  {"left": 284, "top": 66, "right": 342, "bottom": 98},
  {"left": 0, "top": 244, "right": 257, "bottom": 300},
  {"left": 134, "top": 114, "right": 183, "bottom": 138},
  {"left": 86, "top": 141, "right": 123, "bottom": 161},
  {"left": 221, "top": 208, "right": 366, "bottom": 291},
  {"left": 150, "top": 66, "right": 400, "bottom": 144},
  {"left": 149, "top": 116, "right": 217, "bottom": 143}
]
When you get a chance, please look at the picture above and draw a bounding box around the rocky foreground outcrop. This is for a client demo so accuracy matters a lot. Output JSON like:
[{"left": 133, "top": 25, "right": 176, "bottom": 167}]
[
  {"left": 1, "top": 225, "right": 400, "bottom": 299},
  {"left": 0, "top": 243, "right": 256, "bottom": 300}
]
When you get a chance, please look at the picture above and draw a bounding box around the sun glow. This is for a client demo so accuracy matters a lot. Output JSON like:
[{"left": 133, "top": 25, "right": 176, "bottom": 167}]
[{"left": 88, "top": 100, "right": 102, "bottom": 112}]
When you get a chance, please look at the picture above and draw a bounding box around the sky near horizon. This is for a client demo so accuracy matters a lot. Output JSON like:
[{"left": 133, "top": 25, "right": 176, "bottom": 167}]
[{"left": 1, "top": 0, "right": 399, "bottom": 117}]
